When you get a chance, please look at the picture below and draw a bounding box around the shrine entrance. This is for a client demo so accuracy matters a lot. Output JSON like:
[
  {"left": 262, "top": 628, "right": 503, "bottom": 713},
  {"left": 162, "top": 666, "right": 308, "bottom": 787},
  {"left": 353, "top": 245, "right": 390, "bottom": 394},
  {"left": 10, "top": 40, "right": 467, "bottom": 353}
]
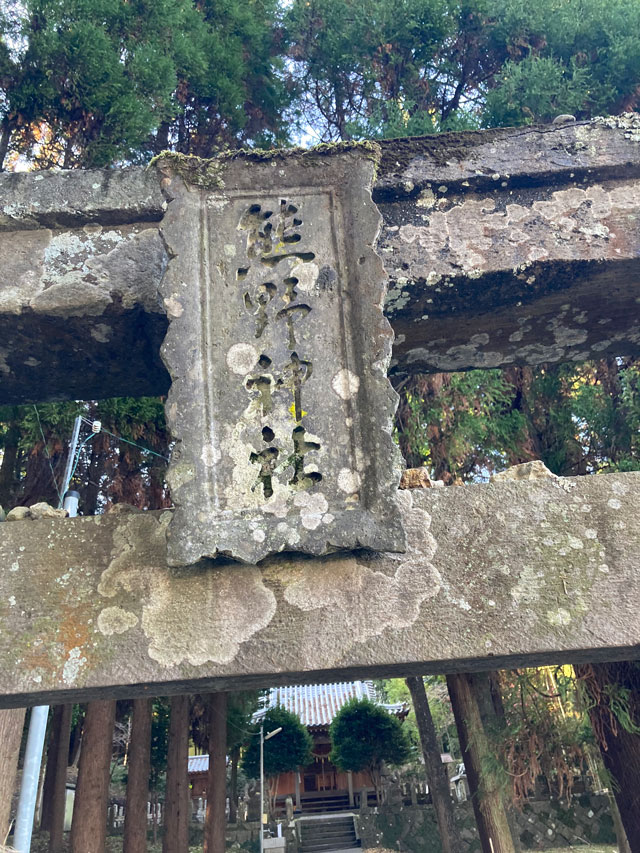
[{"left": 1, "top": 114, "right": 640, "bottom": 848}]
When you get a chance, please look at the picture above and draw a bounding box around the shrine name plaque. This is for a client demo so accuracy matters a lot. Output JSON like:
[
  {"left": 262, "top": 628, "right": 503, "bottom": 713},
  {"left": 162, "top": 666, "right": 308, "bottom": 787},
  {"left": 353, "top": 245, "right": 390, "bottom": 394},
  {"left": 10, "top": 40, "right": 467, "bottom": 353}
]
[{"left": 158, "top": 149, "right": 406, "bottom": 565}]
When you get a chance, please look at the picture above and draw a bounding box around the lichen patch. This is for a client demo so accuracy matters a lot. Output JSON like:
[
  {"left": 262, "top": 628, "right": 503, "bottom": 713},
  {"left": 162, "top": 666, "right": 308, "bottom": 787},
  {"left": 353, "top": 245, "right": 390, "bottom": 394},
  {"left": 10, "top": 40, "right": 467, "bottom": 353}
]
[
  {"left": 281, "top": 491, "right": 439, "bottom": 668},
  {"left": 97, "top": 606, "right": 138, "bottom": 636},
  {"left": 226, "top": 343, "right": 259, "bottom": 375},
  {"left": 331, "top": 369, "right": 360, "bottom": 400},
  {"left": 143, "top": 566, "right": 276, "bottom": 666},
  {"left": 62, "top": 647, "right": 87, "bottom": 685}
]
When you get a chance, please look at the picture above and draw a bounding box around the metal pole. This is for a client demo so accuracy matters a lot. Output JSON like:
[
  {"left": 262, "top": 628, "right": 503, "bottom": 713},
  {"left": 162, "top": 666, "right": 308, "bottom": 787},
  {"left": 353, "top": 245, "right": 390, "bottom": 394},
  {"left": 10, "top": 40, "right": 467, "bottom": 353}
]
[
  {"left": 58, "top": 414, "right": 82, "bottom": 508},
  {"left": 13, "top": 706, "right": 49, "bottom": 851},
  {"left": 260, "top": 722, "right": 264, "bottom": 853},
  {"left": 14, "top": 417, "right": 81, "bottom": 851}
]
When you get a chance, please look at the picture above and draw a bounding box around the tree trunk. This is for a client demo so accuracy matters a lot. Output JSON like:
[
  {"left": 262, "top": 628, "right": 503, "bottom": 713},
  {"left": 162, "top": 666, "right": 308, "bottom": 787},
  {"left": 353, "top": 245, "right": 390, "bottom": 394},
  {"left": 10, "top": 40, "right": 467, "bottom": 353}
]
[
  {"left": 41, "top": 711, "right": 57, "bottom": 833},
  {"left": 607, "top": 790, "right": 631, "bottom": 853},
  {"left": 0, "top": 707, "right": 26, "bottom": 844},
  {"left": 68, "top": 711, "right": 83, "bottom": 768},
  {"left": 70, "top": 700, "right": 117, "bottom": 853},
  {"left": 153, "top": 121, "right": 171, "bottom": 154},
  {"left": 0, "top": 410, "right": 20, "bottom": 508},
  {"left": 446, "top": 673, "right": 515, "bottom": 853},
  {"left": 163, "top": 694, "right": 190, "bottom": 853},
  {"left": 229, "top": 747, "right": 240, "bottom": 824},
  {"left": 204, "top": 692, "right": 227, "bottom": 853},
  {"left": 0, "top": 117, "right": 13, "bottom": 173},
  {"left": 406, "top": 676, "right": 463, "bottom": 853},
  {"left": 123, "top": 698, "right": 152, "bottom": 853},
  {"left": 470, "top": 673, "right": 522, "bottom": 852},
  {"left": 575, "top": 661, "right": 640, "bottom": 850},
  {"left": 48, "top": 704, "right": 73, "bottom": 853},
  {"left": 41, "top": 705, "right": 70, "bottom": 831}
]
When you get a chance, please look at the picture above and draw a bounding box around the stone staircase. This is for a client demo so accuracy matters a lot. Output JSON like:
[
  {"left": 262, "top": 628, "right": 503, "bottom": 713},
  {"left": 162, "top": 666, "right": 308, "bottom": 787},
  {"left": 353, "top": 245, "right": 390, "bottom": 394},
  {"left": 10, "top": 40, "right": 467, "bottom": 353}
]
[
  {"left": 299, "top": 793, "right": 351, "bottom": 814},
  {"left": 298, "top": 814, "right": 360, "bottom": 853}
]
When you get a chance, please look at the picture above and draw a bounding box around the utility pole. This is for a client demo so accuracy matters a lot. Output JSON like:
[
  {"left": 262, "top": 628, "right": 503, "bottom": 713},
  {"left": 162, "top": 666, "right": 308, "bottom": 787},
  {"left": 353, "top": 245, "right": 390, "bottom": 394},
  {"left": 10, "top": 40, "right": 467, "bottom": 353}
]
[
  {"left": 13, "top": 417, "right": 82, "bottom": 852},
  {"left": 260, "top": 723, "right": 282, "bottom": 853}
]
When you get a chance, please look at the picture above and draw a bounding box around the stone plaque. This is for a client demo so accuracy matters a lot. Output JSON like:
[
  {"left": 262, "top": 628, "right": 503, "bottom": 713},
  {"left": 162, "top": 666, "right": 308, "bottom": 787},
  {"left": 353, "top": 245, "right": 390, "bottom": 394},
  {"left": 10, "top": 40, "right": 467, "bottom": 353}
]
[{"left": 158, "top": 149, "right": 405, "bottom": 565}]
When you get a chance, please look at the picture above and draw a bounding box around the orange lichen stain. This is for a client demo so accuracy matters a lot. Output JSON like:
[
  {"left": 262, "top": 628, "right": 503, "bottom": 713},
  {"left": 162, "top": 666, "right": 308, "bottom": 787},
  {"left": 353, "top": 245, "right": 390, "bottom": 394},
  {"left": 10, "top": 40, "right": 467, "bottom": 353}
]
[
  {"left": 23, "top": 605, "right": 91, "bottom": 677},
  {"left": 23, "top": 646, "right": 50, "bottom": 671},
  {"left": 56, "top": 605, "right": 90, "bottom": 654}
]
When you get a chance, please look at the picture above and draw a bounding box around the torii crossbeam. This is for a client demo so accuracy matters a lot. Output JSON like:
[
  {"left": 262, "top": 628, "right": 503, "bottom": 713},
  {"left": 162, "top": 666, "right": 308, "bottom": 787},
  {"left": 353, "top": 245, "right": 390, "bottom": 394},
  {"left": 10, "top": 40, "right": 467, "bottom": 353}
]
[{"left": 1, "top": 114, "right": 639, "bottom": 708}]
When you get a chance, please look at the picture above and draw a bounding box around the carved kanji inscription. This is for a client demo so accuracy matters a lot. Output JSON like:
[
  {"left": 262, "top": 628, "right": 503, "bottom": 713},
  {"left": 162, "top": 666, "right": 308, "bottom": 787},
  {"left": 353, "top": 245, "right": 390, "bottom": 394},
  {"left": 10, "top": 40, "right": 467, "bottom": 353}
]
[{"left": 158, "top": 150, "right": 405, "bottom": 564}]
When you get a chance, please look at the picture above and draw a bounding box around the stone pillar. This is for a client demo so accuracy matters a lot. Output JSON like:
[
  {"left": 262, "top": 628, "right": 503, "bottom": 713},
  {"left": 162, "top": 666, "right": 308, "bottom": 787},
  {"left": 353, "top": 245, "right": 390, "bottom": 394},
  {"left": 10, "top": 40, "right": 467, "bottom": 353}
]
[
  {"left": 247, "top": 790, "right": 261, "bottom": 821},
  {"left": 294, "top": 771, "right": 301, "bottom": 810},
  {"left": 359, "top": 788, "right": 368, "bottom": 813}
]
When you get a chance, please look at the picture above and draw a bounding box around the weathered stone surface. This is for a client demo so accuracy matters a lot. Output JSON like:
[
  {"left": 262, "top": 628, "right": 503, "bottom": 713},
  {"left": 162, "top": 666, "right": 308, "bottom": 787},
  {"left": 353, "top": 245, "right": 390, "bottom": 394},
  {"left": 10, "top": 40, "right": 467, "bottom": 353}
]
[
  {"left": 374, "top": 114, "right": 640, "bottom": 194},
  {"left": 399, "top": 468, "right": 444, "bottom": 489},
  {"left": 0, "top": 167, "right": 165, "bottom": 230},
  {"left": 379, "top": 115, "right": 640, "bottom": 376},
  {"left": 0, "top": 221, "right": 169, "bottom": 403},
  {"left": 1, "top": 117, "right": 640, "bottom": 405},
  {"left": 491, "top": 460, "right": 556, "bottom": 481},
  {"left": 28, "top": 502, "right": 67, "bottom": 520},
  {"left": 0, "top": 472, "right": 638, "bottom": 707},
  {"left": 157, "top": 150, "right": 404, "bottom": 564},
  {"left": 5, "top": 506, "right": 29, "bottom": 521}
]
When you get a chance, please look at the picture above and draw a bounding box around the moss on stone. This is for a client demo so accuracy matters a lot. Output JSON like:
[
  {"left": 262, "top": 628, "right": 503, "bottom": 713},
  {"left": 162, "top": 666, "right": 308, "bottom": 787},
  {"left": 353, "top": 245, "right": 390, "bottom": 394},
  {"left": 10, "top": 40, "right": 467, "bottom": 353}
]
[
  {"left": 149, "top": 151, "right": 227, "bottom": 189},
  {"left": 376, "top": 127, "right": 509, "bottom": 176},
  {"left": 150, "top": 141, "right": 382, "bottom": 189}
]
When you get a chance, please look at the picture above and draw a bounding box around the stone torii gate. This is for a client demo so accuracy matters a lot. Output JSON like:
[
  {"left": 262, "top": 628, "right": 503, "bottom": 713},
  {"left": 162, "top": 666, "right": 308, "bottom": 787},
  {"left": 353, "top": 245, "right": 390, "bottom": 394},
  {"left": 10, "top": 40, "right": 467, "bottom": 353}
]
[{"left": 0, "top": 114, "right": 639, "bottom": 712}]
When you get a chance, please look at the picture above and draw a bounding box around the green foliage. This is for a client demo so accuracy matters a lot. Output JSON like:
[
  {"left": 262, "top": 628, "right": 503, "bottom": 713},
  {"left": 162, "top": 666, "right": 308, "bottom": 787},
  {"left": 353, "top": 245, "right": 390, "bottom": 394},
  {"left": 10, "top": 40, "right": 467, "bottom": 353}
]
[
  {"left": 0, "top": 397, "right": 170, "bottom": 511},
  {"left": 0, "top": 0, "right": 289, "bottom": 169},
  {"left": 397, "top": 370, "right": 527, "bottom": 481},
  {"left": 241, "top": 706, "right": 312, "bottom": 780},
  {"left": 372, "top": 679, "right": 421, "bottom": 761},
  {"left": 376, "top": 677, "right": 459, "bottom": 758},
  {"left": 329, "top": 698, "right": 410, "bottom": 775},
  {"left": 483, "top": 0, "right": 640, "bottom": 126},
  {"left": 1, "top": 0, "right": 639, "bottom": 162},
  {"left": 286, "top": 0, "right": 640, "bottom": 141},
  {"left": 496, "top": 667, "right": 596, "bottom": 800},
  {"left": 227, "top": 692, "right": 262, "bottom": 752},
  {"left": 397, "top": 360, "right": 640, "bottom": 482},
  {"left": 484, "top": 55, "right": 591, "bottom": 127},
  {"left": 12, "top": 402, "right": 82, "bottom": 454},
  {"left": 286, "top": 0, "right": 459, "bottom": 140},
  {"left": 161, "top": 0, "right": 290, "bottom": 157},
  {"left": 2, "top": 0, "right": 196, "bottom": 166}
]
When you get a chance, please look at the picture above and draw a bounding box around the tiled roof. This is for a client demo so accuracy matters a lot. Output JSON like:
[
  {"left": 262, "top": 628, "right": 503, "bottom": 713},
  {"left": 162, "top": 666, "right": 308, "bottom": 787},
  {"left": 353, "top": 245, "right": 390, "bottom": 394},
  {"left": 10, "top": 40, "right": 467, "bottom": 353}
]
[
  {"left": 188, "top": 754, "right": 210, "bottom": 774},
  {"left": 265, "top": 681, "right": 406, "bottom": 729}
]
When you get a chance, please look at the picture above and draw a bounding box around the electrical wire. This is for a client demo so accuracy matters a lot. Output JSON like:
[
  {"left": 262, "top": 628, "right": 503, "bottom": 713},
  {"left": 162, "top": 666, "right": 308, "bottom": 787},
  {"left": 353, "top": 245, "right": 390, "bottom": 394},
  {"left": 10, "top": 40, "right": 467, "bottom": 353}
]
[
  {"left": 56, "top": 413, "right": 171, "bottom": 495},
  {"left": 80, "top": 417, "right": 169, "bottom": 461}
]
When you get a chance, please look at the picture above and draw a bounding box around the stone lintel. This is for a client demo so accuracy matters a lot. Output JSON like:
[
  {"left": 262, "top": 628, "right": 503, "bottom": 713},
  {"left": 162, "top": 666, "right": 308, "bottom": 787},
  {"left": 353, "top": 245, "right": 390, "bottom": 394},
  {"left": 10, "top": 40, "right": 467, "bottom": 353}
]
[
  {"left": 1, "top": 116, "right": 640, "bottom": 405},
  {"left": 0, "top": 472, "right": 638, "bottom": 707},
  {"left": 0, "top": 168, "right": 166, "bottom": 231}
]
